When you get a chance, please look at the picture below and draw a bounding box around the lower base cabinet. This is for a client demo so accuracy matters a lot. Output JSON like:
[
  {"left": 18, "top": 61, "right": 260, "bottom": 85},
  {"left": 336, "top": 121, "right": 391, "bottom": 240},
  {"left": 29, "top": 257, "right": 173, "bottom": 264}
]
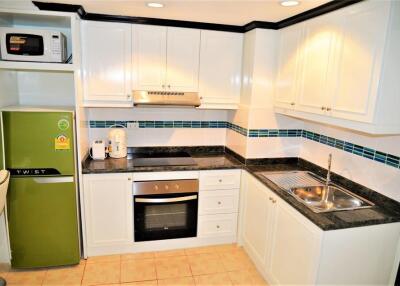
[
  {"left": 83, "top": 173, "right": 133, "bottom": 255},
  {"left": 240, "top": 171, "right": 400, "bottom": 285}
]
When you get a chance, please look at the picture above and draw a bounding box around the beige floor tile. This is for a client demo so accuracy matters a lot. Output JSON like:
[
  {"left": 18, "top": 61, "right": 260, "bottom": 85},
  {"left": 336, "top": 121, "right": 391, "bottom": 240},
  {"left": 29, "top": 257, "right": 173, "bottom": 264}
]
[
  {"left": 43, "top": 262, "right": 85, "bottom": 286},
  {"left": 228, "top": 270, "right": 268, "bottom": 286},
  {"left": 158, "top": 276, "right": 195, "bottom": 286},
  {"left": 121, "top": 252, "right": 155, "bottom": 261},
  {"left": 121, "top": 258, "right": 156, "bottom": 283},
  {"left": 219, "top": 251, "right": 254, "bottom": 272},
  {"left": 82, "top": 261, "right": 120, "bottom": 285},
  {"left": 248, "top": 269, "right": 268, "bottom": 286},
  {"left": 155, "top": 249, "right": 186, "bottom": 258},
  {"left": 126, "top": 281, "right": 158, "bottom": 286},
  {"left": 194, "top": 273, "right": 233, "bottom": 286},
  {"left": 214, "top": 244, "right": 243, "bottom": 253},
  {"left": 187, "top": 253, "right": 225, "bottom": 276},
  {"left": 155, "top": 256, "right": 191, "bottom": 279},
  {"left": 86, "top": 254, "right": 121, "bottom": 264},
  {"left": 4, "top": 269, "right": 46, "bottom": 285},
  {"left": 184, "top": 246, "right": 218, "bottom": 256}
]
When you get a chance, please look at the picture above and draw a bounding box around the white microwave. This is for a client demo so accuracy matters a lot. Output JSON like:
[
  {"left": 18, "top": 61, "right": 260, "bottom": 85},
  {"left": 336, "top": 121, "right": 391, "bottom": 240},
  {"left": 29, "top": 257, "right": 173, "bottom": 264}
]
[{"left": 0, "top": 27, "right": 67, "bottom": 63}]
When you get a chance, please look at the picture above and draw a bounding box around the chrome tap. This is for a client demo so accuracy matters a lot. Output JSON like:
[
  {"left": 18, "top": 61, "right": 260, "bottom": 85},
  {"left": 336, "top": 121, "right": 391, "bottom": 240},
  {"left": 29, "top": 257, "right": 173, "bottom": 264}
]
[{"left": 326, "top": 153, "right": 332, "bottom": 187}]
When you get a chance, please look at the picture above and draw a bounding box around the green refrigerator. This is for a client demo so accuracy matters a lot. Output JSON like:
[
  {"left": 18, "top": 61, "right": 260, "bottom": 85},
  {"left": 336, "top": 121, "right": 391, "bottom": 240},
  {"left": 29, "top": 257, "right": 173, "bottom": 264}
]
[{"left": 2, "top": 109, "right": 80, "bottom": 268}]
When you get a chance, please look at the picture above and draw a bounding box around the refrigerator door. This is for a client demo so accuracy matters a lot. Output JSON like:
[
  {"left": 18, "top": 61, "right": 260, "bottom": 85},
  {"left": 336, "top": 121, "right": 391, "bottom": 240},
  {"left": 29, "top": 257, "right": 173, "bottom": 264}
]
[
  {"left": 2, "top": 111, "right": 75, "bottom": 175},
  {"left": 7, "top": 176, "right": 80, "bottom": 268}
]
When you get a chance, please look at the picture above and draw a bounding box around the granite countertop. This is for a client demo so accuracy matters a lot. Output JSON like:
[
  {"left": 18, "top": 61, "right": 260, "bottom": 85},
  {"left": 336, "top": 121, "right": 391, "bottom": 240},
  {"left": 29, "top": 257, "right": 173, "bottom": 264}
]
[{"left": 82, "top": 146, "right": 400, "bottom": 231}]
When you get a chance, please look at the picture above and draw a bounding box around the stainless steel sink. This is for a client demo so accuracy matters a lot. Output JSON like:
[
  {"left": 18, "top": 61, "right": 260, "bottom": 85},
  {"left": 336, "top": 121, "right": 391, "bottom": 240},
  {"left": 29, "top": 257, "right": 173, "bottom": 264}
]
[{"left": 260, "top": 171, "right": 374, "bottom": 213}]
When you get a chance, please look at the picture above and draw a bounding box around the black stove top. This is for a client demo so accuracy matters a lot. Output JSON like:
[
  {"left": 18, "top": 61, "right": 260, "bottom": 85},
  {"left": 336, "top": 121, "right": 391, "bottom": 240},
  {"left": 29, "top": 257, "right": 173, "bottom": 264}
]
[{"left": 130, "top": 152, "right": 197, "bottom": 167}]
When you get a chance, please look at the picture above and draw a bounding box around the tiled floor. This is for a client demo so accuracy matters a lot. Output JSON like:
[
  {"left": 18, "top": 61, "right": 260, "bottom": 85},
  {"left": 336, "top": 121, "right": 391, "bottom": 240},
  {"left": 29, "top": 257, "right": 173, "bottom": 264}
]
[{"left": 0, "top": 244, "right": 268, "bottom": 286}]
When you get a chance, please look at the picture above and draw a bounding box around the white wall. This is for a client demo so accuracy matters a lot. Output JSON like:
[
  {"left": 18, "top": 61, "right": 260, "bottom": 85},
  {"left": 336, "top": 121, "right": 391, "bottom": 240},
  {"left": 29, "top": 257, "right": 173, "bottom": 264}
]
[
  {"left": 88, "top": 108, "right": 228, "bottom": 147},
  {"left": 17, "top": 71, "right": 75, "bottom": 106},
  {"left": 227, "top": 29, "right": 303, "bottom": 158},
  {"left": 300, "top": 121, "right": 400, "bottom": 202}
]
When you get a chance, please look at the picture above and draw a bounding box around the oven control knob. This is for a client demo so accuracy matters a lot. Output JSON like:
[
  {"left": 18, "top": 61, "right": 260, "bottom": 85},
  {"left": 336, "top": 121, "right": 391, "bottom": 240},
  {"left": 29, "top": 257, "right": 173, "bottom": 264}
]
[
  {"left": 165, "top": 185, "right": 169, "bottom": 190},
  {"left": 175, "top": 184, "right": 180, "bottom": 190},
  {"left": 154, "top": 185, "right": 159, "bottom": 191}
]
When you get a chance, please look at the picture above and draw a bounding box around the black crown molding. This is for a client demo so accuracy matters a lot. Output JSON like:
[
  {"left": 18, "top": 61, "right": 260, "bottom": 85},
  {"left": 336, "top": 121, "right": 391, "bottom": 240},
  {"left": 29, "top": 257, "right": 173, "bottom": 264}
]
[{"left": 32, "top": 0, "right": 364, "bottom": 33}]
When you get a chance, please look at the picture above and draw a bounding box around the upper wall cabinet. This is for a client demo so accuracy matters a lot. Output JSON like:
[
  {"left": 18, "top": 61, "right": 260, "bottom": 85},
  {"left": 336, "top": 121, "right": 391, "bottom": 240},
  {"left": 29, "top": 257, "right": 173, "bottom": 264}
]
[
  {"left": 274, "top": 0, "right": 400, "bottom": 134},
  {"left": 132, "top": 24, "right": 200, "bottom": 92},
  {"left": 81, "top": 21, "right": 132, "bottom": 107},
  {"left": 198, "top": 30, "right": 243, "bottom": 109}
]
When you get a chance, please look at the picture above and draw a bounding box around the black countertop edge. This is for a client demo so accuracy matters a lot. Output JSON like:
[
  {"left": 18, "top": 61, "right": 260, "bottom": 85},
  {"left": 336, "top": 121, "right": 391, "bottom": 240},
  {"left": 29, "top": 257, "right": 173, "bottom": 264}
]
[
  {"left": 127, "top": 145, "right": 226, "bottom": 156},
  {"left": 82, "top": 146, "right": 400, "bottom": 231}
]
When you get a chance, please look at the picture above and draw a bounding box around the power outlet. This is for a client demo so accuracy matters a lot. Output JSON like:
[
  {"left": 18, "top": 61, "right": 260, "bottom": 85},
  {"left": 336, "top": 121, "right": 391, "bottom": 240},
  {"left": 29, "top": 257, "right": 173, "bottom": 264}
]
[{"left": 127, "top": 122, "right": 139, "bottom": 129}]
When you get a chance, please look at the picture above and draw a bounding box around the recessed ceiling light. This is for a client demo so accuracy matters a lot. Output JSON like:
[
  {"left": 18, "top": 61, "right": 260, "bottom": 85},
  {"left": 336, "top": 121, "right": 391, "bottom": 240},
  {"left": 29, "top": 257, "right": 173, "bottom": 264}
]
[
  {"left": 280, "top": 0, "right": 300, "bottom": 7},
  {"left": 147, "top": 2, "right": 164, "bottom": 8}
]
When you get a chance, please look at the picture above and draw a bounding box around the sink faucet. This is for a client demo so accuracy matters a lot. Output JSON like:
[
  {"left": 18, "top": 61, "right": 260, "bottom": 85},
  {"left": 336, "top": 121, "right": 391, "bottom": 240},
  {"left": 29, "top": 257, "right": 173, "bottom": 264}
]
[{"left": 326, "top": 153, "right": 332, "bottom": 187}]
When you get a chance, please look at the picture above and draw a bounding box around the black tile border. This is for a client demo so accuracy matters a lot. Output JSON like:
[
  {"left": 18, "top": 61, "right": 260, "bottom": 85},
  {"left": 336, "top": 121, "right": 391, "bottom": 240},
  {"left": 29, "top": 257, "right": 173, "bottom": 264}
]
[{"left": 32, "top": 0, "right": 365, "bottom": 32}]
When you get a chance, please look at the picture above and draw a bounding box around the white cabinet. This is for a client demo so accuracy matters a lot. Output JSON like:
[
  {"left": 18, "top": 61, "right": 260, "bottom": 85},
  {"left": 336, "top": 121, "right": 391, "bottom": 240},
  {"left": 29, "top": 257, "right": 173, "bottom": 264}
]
[
  {"left": 198, "top": 30, "right": 243, "bottom": 109},
  {"left": 266, "top": 197, "right": 321, "bottom": 285},
  {"left": 81, "top": 21, "right": 132, "bottom": 107},
  {"left": 239, "top": 171, "right": 400, "bottom": 285},
  {"left": 83, "top": 173, "right": 133, "bottom": 256},
  {"left": 296, "top": 15, "right": 338, "bottom": 115},
  {"left": 197, "top": 169, "right": 240, "bottom": 241},
  {"left": 166, "top": 27, "right": 200, "bottom": 92},
  {"left": 132, "top": 25, "right": 200, "bottom": 92},
  {"left": 240, "top": 173, "right": 274, "bottom": 268},
  {"left": 131, "top": 25, "right": 167, "bottom": 91},
  {"left": 275, "top": 25, "right": 303, "bottom": 110},
  {"left": 329, "top": 2, "right": 389, "bottom": 122},
  {"left": 274, "top": 0, "right": 400, "bottom": 134}
]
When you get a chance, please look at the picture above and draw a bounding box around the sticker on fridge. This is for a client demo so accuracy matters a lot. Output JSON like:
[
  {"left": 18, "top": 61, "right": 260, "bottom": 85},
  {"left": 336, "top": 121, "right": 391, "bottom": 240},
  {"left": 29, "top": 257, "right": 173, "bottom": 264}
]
[{"left": 55, "top": 135, "right": 70, "bottom": 150}]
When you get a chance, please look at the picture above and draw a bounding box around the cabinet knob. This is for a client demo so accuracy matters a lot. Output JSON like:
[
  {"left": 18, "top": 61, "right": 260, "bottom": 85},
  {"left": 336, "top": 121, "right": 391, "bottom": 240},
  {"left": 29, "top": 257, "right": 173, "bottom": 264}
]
[
  {"left": 218, "top": 201, "right": 222, "bottom": 205},
  {"left": 128, "top": 178, "right": 132, "bottom": 181},
  {"left": 269, "top": 197, "right": 272, "bottom": 201},
  {"left": 218, "top": 179, "right": 222, "bottom": 183},
  {"left": 327, "top": 107, "right": 332, "bottom": 111},
  {"left": 127, "top": 94, "right": 131, "bottom": 99},
  {"left": 290, "top": 102, "right": 295, "bottom": 106},
  {"left": 162, "top": 84, "right": 165, "bottom": 89},
  {"left": 167, "top": 84, "right": 171, "bottom": 89},
  {"left": 272, "top": 199, "right": 277, "bottom": 204},
  {"left": 216, "top": 225, "right": 220, "bottom": 229},
  {"left": 321, "top": 106, "right": 326, "bottom": 111}
]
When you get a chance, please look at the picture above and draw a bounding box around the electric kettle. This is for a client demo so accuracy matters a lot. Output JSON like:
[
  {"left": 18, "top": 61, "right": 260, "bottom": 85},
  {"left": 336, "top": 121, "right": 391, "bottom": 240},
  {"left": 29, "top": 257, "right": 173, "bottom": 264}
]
[{"left": 108, "top": 127, "right": 127, "bottom": 158}]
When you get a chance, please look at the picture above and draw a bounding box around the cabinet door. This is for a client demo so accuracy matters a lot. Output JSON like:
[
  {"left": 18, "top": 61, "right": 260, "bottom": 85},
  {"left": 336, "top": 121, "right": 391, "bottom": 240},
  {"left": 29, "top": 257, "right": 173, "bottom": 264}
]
[
  {"left": 199, "top": 30, "right": 242, "bottom": 108},
  {"left": 132, "top": 24, "right": 167, "bottom": 91},
  {"left": 266, "top": 199, "right": 322, "bottom": 285},
  {"left": 330, "top": 1, "right": 390, "bottom": 122},
  {"left": 296, "top": 16, "right": 337, "bottom": 115},
  {"left": 81, "top": 21, "right": 132, "bottom": 103},
  {"left": 241, "top": 174, "right": 274, "bottom": 268},
  {"left": 166, "top": 27, "right": 200, "bottom": 92},
  {"left": 275, "top": 25, "right": 303, "bottom": 109},
  {"left": 83, "top": 174, "right": 133, "bottom": 249}
]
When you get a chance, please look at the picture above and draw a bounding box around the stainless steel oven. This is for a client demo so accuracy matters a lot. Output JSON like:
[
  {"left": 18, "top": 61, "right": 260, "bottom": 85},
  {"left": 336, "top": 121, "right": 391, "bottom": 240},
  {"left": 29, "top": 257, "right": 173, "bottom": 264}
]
[{"left": 133, "top": 179, "right": 198, "bottom": 242}]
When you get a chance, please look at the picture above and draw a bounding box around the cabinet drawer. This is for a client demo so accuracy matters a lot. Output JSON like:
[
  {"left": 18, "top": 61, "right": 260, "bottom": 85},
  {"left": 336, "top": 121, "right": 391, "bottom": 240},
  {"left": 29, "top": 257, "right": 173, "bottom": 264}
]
[
  {"left": 199, "top": 189, "right": 239, "bottom": 215},
  {"left": 199, "top": 169, "right": 241, "bottom": 190},
  {"left": 198, "top": 213, "right": 238, "bottom": 238}
]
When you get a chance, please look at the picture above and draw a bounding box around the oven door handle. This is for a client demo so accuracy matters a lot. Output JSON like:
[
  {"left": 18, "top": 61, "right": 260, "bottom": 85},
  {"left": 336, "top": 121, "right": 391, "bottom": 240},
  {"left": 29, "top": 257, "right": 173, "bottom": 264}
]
[{"left": 135, "top": 195, "right": 197, "bottom": 204}]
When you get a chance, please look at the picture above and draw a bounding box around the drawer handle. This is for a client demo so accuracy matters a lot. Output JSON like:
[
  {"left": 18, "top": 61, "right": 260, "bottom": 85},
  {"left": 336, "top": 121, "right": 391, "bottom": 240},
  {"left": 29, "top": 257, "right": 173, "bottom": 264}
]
[
  {"left": 216, "top": 225, "right": 220, "bottom": 229},
  {"left": 218, "top": 179, "right": 222, "bottom": 183},
  {"left": 218, "top": 201, "right": 222, "bottom": 205}
]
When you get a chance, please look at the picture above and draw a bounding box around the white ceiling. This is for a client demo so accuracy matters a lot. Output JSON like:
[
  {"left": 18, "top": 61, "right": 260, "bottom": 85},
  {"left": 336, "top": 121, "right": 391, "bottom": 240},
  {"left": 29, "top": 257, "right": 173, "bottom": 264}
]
[{"left": 0, "top": 0, "right": 331, "bottom": 26}]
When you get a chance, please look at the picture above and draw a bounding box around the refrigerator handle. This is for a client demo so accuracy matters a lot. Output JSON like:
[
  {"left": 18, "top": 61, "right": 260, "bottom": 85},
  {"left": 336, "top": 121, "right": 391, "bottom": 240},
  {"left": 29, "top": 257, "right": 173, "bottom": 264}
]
[{"left": 33, "top": 177, "right": 74, "bottom": 184}]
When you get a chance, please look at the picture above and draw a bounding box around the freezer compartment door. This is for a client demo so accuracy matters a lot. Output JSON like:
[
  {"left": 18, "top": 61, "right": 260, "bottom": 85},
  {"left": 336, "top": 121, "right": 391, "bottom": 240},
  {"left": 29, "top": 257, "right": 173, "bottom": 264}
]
[
  {"left": 7, "top": 177, "right": 80, "bottom": 268},
  {"left": 2, "top": 111, "right": 75, "bottom": 175}
]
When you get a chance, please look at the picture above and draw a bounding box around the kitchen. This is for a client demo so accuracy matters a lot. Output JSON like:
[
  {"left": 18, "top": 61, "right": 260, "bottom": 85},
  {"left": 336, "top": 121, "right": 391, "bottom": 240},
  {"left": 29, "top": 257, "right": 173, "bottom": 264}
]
[{"left": 0, "top": 0, "right": 399, "bottom": 285}]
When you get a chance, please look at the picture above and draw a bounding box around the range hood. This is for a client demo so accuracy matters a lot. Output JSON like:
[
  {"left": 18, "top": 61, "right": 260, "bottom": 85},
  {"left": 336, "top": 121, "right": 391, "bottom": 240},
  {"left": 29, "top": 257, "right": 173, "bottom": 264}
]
[{"left": 133, "top": 90, "right": 201, "bottom": 107}]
